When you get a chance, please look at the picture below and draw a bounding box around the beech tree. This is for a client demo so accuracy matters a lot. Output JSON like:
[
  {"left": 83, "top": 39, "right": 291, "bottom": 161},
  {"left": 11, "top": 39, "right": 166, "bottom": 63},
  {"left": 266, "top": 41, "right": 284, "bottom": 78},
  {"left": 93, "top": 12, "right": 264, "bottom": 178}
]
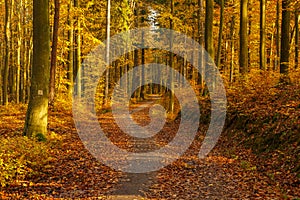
[
  {"left": 205, "top": 0, "right": 214, "bottom": 58},
  {"left": 3, "top": 0, "right": 11, "bottom": 105},
  {"left": 216, "top": 0, "right": 224, "bottom": 68},
  {"left": 49, "top": 0, "right": 60, "bottom": 104},
  {"left": 169, "top": 0, "right": 174, "bottom": 113},
  {"left": 280, "top": 0, "right": 290, "bottom": 79},
  {"left": 295, "top": 9, "right": 299, "bottom": 69},
  {"left": 23, "top": 0, "right": 50, "bottom": 137},
  {"left": 260, "top": 0, "right": 266, "bottom": 70},
  {"left": 240, "top": 0, "right": 248, "bottom": 74},
  {"left": 104, "top": 0, "right": 111, "bottom": 105}
]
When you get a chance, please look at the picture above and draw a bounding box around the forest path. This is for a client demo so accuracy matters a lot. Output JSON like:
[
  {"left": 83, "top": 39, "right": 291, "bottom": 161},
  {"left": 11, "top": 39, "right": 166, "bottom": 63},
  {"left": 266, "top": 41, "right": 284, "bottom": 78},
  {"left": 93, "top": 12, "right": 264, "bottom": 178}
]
[
  {"left": 98, "top": 99, "right": 255, "bottom": 199},
  {"left": 0, "top": 101, "right": 289, "bottom": 199},
  {"left": 105, "top": 98, "right": 163, "bottom": 199}
]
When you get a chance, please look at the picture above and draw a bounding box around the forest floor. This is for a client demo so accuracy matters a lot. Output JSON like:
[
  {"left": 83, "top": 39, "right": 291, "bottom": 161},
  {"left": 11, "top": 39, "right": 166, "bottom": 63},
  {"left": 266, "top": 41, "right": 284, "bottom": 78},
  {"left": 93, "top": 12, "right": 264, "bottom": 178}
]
[{"left": 0, "top": 92, "right": 299, "bottom": 199}]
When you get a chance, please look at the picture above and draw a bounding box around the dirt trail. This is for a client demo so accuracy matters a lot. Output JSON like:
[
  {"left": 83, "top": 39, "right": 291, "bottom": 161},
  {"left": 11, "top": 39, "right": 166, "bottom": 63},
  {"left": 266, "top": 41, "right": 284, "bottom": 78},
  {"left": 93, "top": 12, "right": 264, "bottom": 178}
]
[{"left": 105, "top": 100, "right": 162, "bottom": 199}]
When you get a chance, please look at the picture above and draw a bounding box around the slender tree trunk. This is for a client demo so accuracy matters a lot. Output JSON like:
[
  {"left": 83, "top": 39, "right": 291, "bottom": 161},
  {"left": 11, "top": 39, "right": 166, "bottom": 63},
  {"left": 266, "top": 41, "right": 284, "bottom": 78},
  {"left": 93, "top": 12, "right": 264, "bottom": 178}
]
[
  {"left": 275, "top": 0, "right": 280, "bottom": 70},
  {"left": 104, "top": 0, "right": 111, "bottom": 105},
  {"left": 3, "top": 0, "right": 11, "bottom": 105},
  {"left": 280, "top": 0, "right": 290, "bottom": 79},
  {"left": 268, "top": 23, "right": 274, "bottom": 67},
  {"left": 205, "top": 0, "right": 214, "bottom": 59},
  {"left": 16, "top": 9, "right": 22, "bottom": 104},
  {"left": 295, "top": 10, "right": 299, "bottom": 69},
  {"left": 74, "top": 0, "right": 81, "bottom": 97},
  {"left": 192, "top": 31, "right": 196, "bottom": 86},
  {"left": 230, "top": 16, "right": 235, "bottom": 83},
  {"left": 23, "top": 0, "right": 50, "bottom": 137},
  {"left": 140, "top": 31, "right": 145, "bottom": 100},
  {"left": 216, "top": 0, "right": 224, "bottom": 68},
  {"left": 10, "top": 0, "right": 15, "bottom": 103},
  {"left": 22, "top": 0, "right": 31, "bottom": 104},
  {"left": 26, "top": 38, "right": 33, "bottom": 103},
  {"left": 67, "top": 0, "right": 74, "bottom": 95},
  {"left": 198, "top": 0, "right": 205, "bottom": 94},
  {"left": 49, "top": 0, "right": 60, "bottom": 104},
  {"left": 260, "top": 0, "right": 266, "bottom": 70},
  {"left": 239, "top": 0, "right": 249, "bottom": 74},
  {"left": 169, "top": 0, "right": 174, "bottom": 113},
  {"left": 15, "top": 0, "right": 24, "bottom": 104}
]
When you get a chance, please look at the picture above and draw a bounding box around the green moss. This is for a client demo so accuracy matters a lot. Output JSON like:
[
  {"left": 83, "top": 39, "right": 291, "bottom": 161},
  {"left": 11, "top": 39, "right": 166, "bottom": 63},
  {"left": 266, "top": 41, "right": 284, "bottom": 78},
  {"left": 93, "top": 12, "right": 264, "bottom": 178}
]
[{"left": 35, "top": 133, "right": 47, "bottom": 142}]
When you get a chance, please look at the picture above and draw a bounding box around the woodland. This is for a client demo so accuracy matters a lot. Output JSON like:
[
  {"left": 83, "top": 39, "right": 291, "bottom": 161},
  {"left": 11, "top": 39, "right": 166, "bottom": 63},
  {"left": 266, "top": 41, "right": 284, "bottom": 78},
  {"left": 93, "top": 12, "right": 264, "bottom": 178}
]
[{"left": 0, "top": 0, "right": 300, "bottom": 199}]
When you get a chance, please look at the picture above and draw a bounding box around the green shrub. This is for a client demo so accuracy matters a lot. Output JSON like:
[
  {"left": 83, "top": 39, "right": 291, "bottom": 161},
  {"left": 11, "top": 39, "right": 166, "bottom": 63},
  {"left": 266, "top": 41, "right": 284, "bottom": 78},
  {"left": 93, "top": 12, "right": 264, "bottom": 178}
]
[{"left": 0, "top": 136, "right": 50, "bottom": 187}]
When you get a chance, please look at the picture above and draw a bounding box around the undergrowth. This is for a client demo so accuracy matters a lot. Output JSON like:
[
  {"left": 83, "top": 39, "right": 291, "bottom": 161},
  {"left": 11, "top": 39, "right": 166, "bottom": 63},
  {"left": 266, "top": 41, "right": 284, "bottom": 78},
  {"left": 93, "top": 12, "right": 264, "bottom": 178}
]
[
  {"left": 0, "top": 136, "right": 52, "bottom": 187},
  {"left": 224, "top": 69, "right": 300, "bottom": 177}
]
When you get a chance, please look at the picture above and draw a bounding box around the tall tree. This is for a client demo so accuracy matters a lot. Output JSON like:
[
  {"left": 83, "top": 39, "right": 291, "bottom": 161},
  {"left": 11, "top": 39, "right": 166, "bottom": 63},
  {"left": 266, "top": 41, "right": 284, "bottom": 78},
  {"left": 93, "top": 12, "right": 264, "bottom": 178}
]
[
  {"left": 275, "top": 0, "right": 280, "bottom": 70},
  {"left": 260, "top": 0, "right": 266, "bottom": 70},
  {"left": 49, "top": 0, "right": 60, "bottom": 104},
  {"left": 216, "top": 0, "right": 224, "bottom": 68},
  {"left": 229, "top": 16, "right": 236, "bottom": 83},
  {"left": 169, "top": 0, "right": 174, "bottom": 113},
  {"left": 23, "top": 0, "right": 50, "bottom": 137},
  {"left": 198, "top": 0, "right": 205, "bottom": 92},
  {"left": 3, "top": 0, "right": 11, "bottom": 105},
  {"left": 15, "top": 0, "right": 22, "bottom": 104},
  {"left": 104, "top": 0, "right": 111, "bottom": 105},
  {"left": 239, "top": 0, "right": 248, "bottom": 74},
  {"left": 280, "top": 0, "right": 290, "bottom": 79},
  {"left": 67, "top": 0, "right": 74, "bottom": 95},
  {"left": 295, "top": 10, "right": 299, "bottom": 69},
  {"left": 74, "top": 0, "right": 81, "bottom": 97},
  {"left": 205, "top": 0, "right": 214, "bottom": 58}
]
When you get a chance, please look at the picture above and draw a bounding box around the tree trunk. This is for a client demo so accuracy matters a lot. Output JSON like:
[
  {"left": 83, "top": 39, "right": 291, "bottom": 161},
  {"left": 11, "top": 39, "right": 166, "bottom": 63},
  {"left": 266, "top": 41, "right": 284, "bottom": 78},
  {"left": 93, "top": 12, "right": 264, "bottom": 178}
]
[
  {"left": 23, "top": 0, "right": 50, "bottom": 137},
  {"left": 295, "top": 10, "right": 299, "bottom": 69},
  {"left": 275, "top": 0, "right": 280, "bottom": 70},
  {"left": 205, "top": 0, "right": 214, "bottom": 59},
  {"left": 140, "top": 31, "right": 145, "bottom": 100},
  {"left": 280, "top": 0, "right": 290, "bottom": 78},
  {"left": 3, "top": 0, "right": 11, "bottom": 105},
  {"left": 74, "top": 0, "right": 81, "bottom": 97},
  {"left": 239, "top": 0, "right": 248, "bottom": 74},
  {"left": 260, "top": 0, "right": 266, "bottom": 70},
  {"left": 216, "top": 0, "right": 224, "bottom": 68},
  {"left": 67, "top": 0, "right": 74, "bottom": 95},
  {"left": 104, "top": 0, "right": 111, "bottom": 105},
  {"left": 198, "top": 0, "right": 205, "bottom": 94},
  {"left": 49, "top": 0, "right": 60, "bottom": 105},
  {"left": 230, "top": 16, "right": 235, "bottom": 83},
  {"left": 169, "top": 0, "right": 174, "bottom": 113},
  {"left": 15, "top": 0, "right": 23, "bottom": 104}
]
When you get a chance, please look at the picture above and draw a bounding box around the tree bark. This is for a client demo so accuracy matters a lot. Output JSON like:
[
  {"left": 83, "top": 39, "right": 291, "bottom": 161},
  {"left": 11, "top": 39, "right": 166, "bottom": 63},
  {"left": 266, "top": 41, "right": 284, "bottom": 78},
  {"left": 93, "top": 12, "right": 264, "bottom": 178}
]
[
  {"left": 169, "top": 0, "right": 174, "bottom": 113},
  {"left": 295, "top": 10, "right": 299, "bottom": 69},
  {"left": 275, "top": 0, "right": 280, "bottom": 70},
  {"left": 205, "top": 0, "right": 214, "bottom": 59},
  {"left": 260, "top": 0, "right": 266, "bottom": 70},
  {"left": 23, "top": 0, "right": 50, "bottom": 137},
  {"left": 239, "top": 0, "right": 249, "bottom": 74},
  {"left": 49, "top": 0, "right": 60, "bottom": 105},
  {"left": 230, "top": 16, "right": 235, "bottom": 83},
  {"left": 3, "top": 0, "right": 11, "bottom": 105},
  {"left": 67, "top": 0, "right": 74, "bottom": 95},
  {"left": 74, "top": 0, "right": 81, "bottom": 97},
  {"left": 104, "top": 0, "right": 111, "bottom": 105},
  {"left": 216, "top": 0, "right": 224, "bottom": 68},
  {"left": 198, "top": 0, "right": 205, "bottom": 94},
  {"left": 16, "top": 0, "right": 22, "bottom": 104},
  {"left": 280, "top": 0, "right": 290, "bottom": 78}
]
